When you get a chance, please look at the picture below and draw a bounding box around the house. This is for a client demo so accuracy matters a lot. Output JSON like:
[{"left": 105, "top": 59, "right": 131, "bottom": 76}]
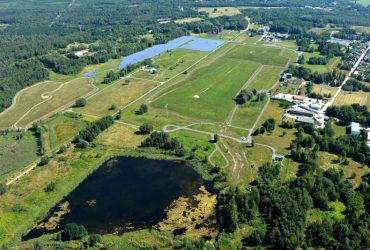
[
  {"left": 293, "top": 95, "right": 305, "bottom": 102},
  {"left": 280, "top": 73, "right": 293, "bottom": 81},
  {"left": 351, "top": 122, "right": 361, "bottom": 136}
]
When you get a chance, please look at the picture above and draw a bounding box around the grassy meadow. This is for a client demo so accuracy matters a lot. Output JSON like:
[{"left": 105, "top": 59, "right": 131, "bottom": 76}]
[
  {"left": 198, "top": 7, "right": 241, "bottom": 17},
  {"left": 74, "top": 77, "right": 157, "bottom": 116},
  {"left": 0, "top": 131, "right": 39, "bottom": 180},
  {"left": 334, "top": 90, "right": 370, "bottom": 108},
  {"left": 152, "top": 57, "right": 260, "bottom": 121},
  {"left": 225, "top": 45, "right": 289, "bottom": 67}
]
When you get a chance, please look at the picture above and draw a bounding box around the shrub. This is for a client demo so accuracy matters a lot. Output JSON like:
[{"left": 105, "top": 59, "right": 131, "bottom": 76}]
[
  {"left": 39, "top": 155, "right": 50, "bottom": 166},
  {"left": 89, "top": 234, "right": 102, "bottom": 246},
  {"left": 75, "top": 98, "right": 87, "bottom": 107},
  {"left": 139, "top": 123, "right": 153, "bottom": 134},
  {"left": 61, "top": 223, "right": 88, "bottom": 241},
  {"left": 44, "top": 182, "right": 56, "bottom": 192},
  {"left": 0, "top": 183, "right": 7, "bottom": 196}
]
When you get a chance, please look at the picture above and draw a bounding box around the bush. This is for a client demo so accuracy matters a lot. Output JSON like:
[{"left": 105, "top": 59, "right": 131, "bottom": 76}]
[
  {"left": 89, "top": 234, "right": 102, "bottom": 247},
  {"left": 44, "top": 182, "right": 56, "bottom": 192},
  {"left": 76, "top": 139, "right": 90, "bottom": 148},
  {"left": 39, "top": 155, "right": 50, "bottom": 166},
  {"left": 0, "top": 183, "right": 7, "bottom": 196},
  {"left": 139, "top": 123, "right": 153, "bottom": 134},
  {"left": 137, "top": 104, "right": 148, "bottom": 115},
  {"left": 61, "top": 223, "right": 88, "bottom": 241},
  {"left": 75, "top": 98, "right": 87, "bottom": 107}
]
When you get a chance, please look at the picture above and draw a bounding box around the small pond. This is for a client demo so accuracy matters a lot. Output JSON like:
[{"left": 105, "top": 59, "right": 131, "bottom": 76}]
[{"left": 24, "top": 157, "right": 207, "bottom": 239}]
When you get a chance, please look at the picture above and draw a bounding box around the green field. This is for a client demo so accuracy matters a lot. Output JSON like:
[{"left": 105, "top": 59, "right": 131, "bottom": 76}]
[
  {"left": 192, "top": 30, "right": 240, "bottom": 41},
  {"left": 198, "top": 7, "right": 241, "bottom": 17},
  {"left": 0, "top": 131, "right": 38, "bottom": 180},
  {"left": 247, "top": 65, "right": 283, "bottom": 91},
  {"left": 302, "top": 51, "right": 340, "bottom": 73},
  {"left": 231, "top": 97, "right": 268, "bottom": 128},
  {"left": 355, "top": 0, "right": 370, "bottom": 6},
  {"left": 41, "top": 114, "right": 85, "bottom": 152},
  {"left": 225, "top": 45, "right": 289, "bottom": 67},
  {"left": 74, "top": 77, "right": 157, "bottom": 116},
  {"left": 132, "top": 49, "right": 207, "bottom": 82},
  {"left": 152, "top": 57, "right": 260, "bottom": 121}
]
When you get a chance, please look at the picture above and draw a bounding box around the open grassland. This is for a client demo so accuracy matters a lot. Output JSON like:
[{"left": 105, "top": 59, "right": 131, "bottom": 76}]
[
  {"left": 132, "top": 49, "right": 207, "bottom": 82},
  {"left": 254, "top": 100, "right": 297, "bottom": 155},
  {"left": 232, "top": 98, "right": 268, "bottom": 129},
  {"left": 198, "top": 7, "right": 241, "bottom": 17},
  {"left": 74, "top": 78, "right": 157, "bottom": 116},
  {"left": 16, "top": 78, "right": 95, "bottom": 127},
  {"left": 175, "top": 17, "right": 203, "bottom": 23},
  {"left": 0, "top": 81, "right": 62, "bottom": 128},
  {"left": 0, "top": 131, "right": 38, "bottom": 181},
  {"left": 241, "top": 144, "right": 273, "bottom": 183},
  {"left": 41, "top": 114, "right": 84, "bottom": 151},
  {"left": 272, "top": 40, "right": 298, "bottom": 50},
  {"left": 234, "top": 34, "right": 260, "bottom": 44},
  {"left": 351, "top": 25, "right": 370, "bottom": 34},
  {"left": 247, "top": 66, "right": 283, "bottom": 91},
  {"left": 302, "top": 51, "right": 340, "bottom": 73},
  {"left": 152, "top": 57, "right": 260, "bottom": 121},
  {"left": 312, "top": 84, "right": 338, "bottom": 97},
  {"left": 192, "top": 30, "right": 240, "bottom": 41},
  {"left": 96, "top": 123, "right": 147, "bottom": 148},
  {"left": 79, "top": 58, "right": 122, "bottom": 84},
  {"left": 333, "top": 90, "right": 370, "bottom": 108},
  {"left": 225, "top": 45, "right": 289, "bottom": 67}
]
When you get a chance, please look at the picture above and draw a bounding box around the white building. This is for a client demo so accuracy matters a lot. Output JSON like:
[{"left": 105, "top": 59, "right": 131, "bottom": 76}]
[{"left": 351, "top": 122, "right": 361, "bottom": 137}]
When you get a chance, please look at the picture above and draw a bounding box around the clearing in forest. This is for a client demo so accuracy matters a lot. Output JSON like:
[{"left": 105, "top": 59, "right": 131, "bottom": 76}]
[{"left": 198, "top": 7, "right": 241, "bottom": 17}]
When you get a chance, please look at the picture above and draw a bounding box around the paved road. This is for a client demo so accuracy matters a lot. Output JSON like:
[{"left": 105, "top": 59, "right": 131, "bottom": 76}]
[{"left": 322, "top": 45, "right": 370, "bottom": 112}]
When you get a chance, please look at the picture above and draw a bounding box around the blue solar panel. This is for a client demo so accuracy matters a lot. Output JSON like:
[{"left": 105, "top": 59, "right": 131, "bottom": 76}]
[
  {"left": 83, "top": 70, "right": 96, "bottom": 77},
  {"left": 117, "top": 36, "right": 225, "bottom": 70},
  {"left": 180, "top": 37, "right": 224, "bottom": 52}
]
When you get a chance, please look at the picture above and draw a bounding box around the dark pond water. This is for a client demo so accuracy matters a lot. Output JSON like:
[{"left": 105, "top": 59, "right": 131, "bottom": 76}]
[{"left": 24, "top": 157, "right": 206, "bottom": 239}]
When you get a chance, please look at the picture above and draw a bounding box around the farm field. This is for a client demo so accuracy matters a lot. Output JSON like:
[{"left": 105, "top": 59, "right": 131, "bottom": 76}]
[
  {"left": 246, "top": 65, "right": 283, "bottom": 91},
  {"left": 74, "top": 77, "right": 157, "bottom": 116},
  {"left": 333, "top": 90, "right": 370, "bottom": 108},
  {"left": 312, "top": 84, "right": 338, "bottom": 97},
  {"left": 231, "top": 98, "right": 268, "bottom": 129},
  {"left": 0, "top": 131, "right": 38, "bottom": 180},
  {"left": 225, "top": 45, "right": 290, "bottom": 67},
  {"left": 234, "top": 34, "right": 260, "bottom": 44},
  {"left": 175, "top": 17, "right": 203, "bottom": 23},
  {"left": 40, "top": 114, "right": 85, "bottom": 152},
  {"left": 16, "top": 78, "right": 95, "bottom": 127},
  {"left": 198, "top": 7, "right": 241, "bottom": 17},
  {"left": 152, "top": 57, "right": 260, "bottom": 121},
  {"left": 131, "top": 49, "right": 207, "bottom": 82}
]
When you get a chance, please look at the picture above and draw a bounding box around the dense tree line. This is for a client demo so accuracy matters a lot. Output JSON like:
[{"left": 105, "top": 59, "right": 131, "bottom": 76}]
[
  {"left": 235, "top": 89, "right": 265, "bottom": 104},
  {"left": 287, "top": 65, "right": 345, "bottom": 85},
  {"left": 326, "top": 104, "right": 370, "bottom": 126},
  {"left": 308, "top": 56, "right": 330, "bottom": 65},
  {"left": 75, "top": 116, "right": 114, "bottom": 142},
  {"left": 141, "top": 131, "right": 187, "bottom": 157},
  {"left": 342, "top": 78, "right": 370, "bottom": 92},
  {"left": 103, "top": 59, "right": 153, "bottom": 84}
]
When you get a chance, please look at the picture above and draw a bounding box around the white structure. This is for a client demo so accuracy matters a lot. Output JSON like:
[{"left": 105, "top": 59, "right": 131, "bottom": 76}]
[{"left": 351, "top": 122, "right": 361, "bottom": 137}]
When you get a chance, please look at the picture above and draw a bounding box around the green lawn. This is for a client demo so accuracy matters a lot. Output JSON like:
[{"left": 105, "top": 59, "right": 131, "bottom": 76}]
[
  {"left": 152, "top": 57, "right": 260, "bottom": 121},
  {"left": 0, "top": 131, "right": 38, "bottom": 180},
  {"left": 225, "top": 45, "right": 288, "bottom": 67}
]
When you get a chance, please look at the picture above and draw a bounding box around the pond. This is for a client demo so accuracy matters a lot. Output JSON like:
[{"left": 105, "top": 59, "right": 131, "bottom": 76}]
[{"left": 24, "top": 157, "right": 208, "bottom": 239}]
